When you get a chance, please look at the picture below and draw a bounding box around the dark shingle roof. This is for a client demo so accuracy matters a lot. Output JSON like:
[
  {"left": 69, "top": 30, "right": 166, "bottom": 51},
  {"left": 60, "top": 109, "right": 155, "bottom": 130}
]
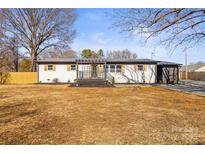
[
  {"left": 37, "top": 58, "right": 181, "bottom": 66},
  {"left": 37, "top": 58, "right": 159, "bottom": 63},
  {"left": 37, "top": 58, "right": 76, "bottom": 63},
  {"left": 106, "top": 58, "right": 158, "bottom": 63}
]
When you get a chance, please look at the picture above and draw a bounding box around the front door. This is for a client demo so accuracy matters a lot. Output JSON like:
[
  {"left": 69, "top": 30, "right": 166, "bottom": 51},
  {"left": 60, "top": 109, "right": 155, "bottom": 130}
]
[{"left": 92, "top": 64, "right": 97, "bottom": 78}]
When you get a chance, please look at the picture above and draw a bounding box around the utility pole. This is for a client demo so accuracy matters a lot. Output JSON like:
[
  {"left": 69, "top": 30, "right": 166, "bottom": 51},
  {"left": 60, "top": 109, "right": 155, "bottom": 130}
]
[{"left": 184, "top": 47, "right": 188, "bottom": 80}]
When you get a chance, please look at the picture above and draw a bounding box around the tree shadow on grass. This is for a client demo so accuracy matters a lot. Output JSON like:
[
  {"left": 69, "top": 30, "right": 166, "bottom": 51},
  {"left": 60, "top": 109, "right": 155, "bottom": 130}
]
[
  {"left": 0, "top": 102, "right": 29, "bottom": 111},
  {"left": 0, "top": 109, "right": 39, "bottom": 124},
  {"left": 0, "top": 101, "right": 42, "bottom": 125}
]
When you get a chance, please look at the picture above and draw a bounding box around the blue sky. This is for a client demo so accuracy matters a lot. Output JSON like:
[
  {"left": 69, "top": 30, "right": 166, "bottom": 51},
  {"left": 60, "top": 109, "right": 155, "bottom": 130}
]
[{"left": 71, "top": 8, "right": 205, "bottom": 64}]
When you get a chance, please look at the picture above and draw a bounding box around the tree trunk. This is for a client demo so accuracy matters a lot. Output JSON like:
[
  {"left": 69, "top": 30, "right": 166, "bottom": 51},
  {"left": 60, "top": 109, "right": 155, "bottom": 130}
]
[
  {"left": 11, "top": 37, "right": 19, "bottom": 72},
  {"left": 14, "top": 57, "right": 18, "bottom": 72},
  {"left": 13, "top": 49, "right": 19, "bottom": 72},
  {"left": 30, "top": 50, "right": 37, "bottom": 72}
]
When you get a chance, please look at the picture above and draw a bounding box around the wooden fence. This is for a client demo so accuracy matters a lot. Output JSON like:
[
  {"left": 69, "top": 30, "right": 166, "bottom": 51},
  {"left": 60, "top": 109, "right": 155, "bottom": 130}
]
[
  {"left": 180, "top": 71, "right": 205, "bottom": 81},
  {"left": 0, "top": 72, "right": 37, "bottom": 84}
]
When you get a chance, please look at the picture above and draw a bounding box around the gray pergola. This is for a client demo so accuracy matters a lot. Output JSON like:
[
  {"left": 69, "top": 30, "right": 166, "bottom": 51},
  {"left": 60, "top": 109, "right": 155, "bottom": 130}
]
[
  {"left": 75, "top": 58, "right": 106, "bottom": 64},
  {"left": 75, "top": 58, "right": 107, "bottom": 80}
]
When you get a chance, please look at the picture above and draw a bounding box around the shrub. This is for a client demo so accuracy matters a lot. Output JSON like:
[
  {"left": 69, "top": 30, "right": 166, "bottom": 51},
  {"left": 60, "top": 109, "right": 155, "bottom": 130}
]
[{"left": 52, "top": 78, "right": 59, "bottom": 83}]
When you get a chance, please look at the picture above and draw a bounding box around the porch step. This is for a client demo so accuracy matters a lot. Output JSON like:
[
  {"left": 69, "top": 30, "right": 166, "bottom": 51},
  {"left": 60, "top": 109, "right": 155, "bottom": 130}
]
[{"left": 71, "top": 79, "right": 113, "bottom": 87}]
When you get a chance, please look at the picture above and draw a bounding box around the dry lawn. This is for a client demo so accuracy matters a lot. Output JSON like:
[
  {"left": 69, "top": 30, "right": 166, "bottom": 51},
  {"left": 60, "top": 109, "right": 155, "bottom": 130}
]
[{"left": 0, "top": 84, "right": 205, "bottom": 144}]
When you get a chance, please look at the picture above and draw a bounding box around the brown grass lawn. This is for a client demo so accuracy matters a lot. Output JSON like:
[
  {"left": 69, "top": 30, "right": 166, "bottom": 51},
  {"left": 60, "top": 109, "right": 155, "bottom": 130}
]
[{"left": 0, "top": 85, "right": 205, "bottom": 144}]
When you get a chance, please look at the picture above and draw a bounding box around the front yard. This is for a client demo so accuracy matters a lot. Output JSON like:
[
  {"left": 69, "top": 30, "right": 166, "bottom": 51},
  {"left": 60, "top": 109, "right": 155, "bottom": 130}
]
[{"left": 0, "top": 85, "right": 205, "bottom": 144}]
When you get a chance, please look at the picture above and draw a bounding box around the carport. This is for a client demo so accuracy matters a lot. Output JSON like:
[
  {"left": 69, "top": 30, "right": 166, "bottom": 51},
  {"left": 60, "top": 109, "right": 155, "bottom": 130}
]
[{"left": 157, "top": 61, "right": 181, "bottom": 84}]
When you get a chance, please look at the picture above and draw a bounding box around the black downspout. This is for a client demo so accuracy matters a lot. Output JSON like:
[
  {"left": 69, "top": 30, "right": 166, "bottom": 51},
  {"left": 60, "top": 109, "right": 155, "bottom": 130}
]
[
  {"left": 76, "top": 62, "right": 78, "bottom": 81},
  {"left": 155, "top": 64, "right": 158, "bottom": 84},
  {"left": 37, "top": 63, "right": 39, "bottom": 83}
]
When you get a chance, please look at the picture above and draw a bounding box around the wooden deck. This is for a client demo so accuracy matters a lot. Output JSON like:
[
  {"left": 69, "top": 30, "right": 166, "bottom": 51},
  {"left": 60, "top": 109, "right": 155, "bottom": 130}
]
[{"left": 70, "top": 79, "right": 114, "bottom": 87}]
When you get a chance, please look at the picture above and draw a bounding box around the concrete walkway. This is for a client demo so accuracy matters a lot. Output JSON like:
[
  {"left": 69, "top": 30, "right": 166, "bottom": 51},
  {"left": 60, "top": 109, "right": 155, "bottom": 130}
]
[
  {"left": 180, "top": 80, "right": 205, "bottom": 86},
  {"left": 160, "top": 80, "right": 205, "bottom": 97}
]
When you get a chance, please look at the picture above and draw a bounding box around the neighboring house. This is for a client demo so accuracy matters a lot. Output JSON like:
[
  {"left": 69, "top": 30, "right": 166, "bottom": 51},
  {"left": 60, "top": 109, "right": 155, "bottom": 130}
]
[
  {"left": 37, "top": 58, "right": 181, "bottom": 85},
  {"left": 196, "top": 66, "right": 205, "bottom": 72},
  {"left": 180, "top": 63, "right": 205, "bottom": 81},
  {"left": 180, "top": 63, "right": 205, "bottom": 72}
]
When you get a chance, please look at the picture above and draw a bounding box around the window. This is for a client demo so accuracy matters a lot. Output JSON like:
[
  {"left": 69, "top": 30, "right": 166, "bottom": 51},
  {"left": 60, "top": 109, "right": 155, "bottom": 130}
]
[
  {"left": 71, "top": 64, "right": 76, "bottom": 70},
  {"left": 110, "top": 65, "right": 115, "bottom": 72},
  {"left": 48, "top": 65, "right": 53, "bottom": 71},
  {"left": 106, "top": 65, "right": 109, "bottom": 72},
  {"left": 138, "top": 65, "right": 144, "bottom": 71},
  {"left": 116, "top": 65, "right": 122, "bottom": 72}
]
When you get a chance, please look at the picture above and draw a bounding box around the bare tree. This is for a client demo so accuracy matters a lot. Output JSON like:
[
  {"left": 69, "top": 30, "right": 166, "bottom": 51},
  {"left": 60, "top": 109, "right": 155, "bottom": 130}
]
[
  {"left": 113, "top": 9, "right": 205, "bottom": 52},
  {"left": 0, "top": 50, "right": 7, "bottom": 71},
  {"left": 0, "top": 12, "right": 5, "bottom": 70},
  {"left": 4, "top": 36, "right": 19, "bottom": 71},
  {"left": 41, "top": 48, "right": 78, "bottom": 59},
  {"left": 0, "top": 38, "right": 21, "bottom": 72},
  {"left": 107, "top": 49, "right": 137, "bottom": 59},
  {"left": 63, "top": 49, "right": 78, "bottom": 58},
  {"left": 0, "top": 21, "right": 11, "bottom": 71},
  {"left": 1, "top": 8, "right": 76, "bottom": 71},
  {"left": 0, "top": 14, "right": 20, "bottom": 72}
]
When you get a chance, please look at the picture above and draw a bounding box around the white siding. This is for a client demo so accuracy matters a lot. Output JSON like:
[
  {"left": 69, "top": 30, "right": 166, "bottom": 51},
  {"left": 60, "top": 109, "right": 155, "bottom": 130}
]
[
  {"left": 38, "top": 63, "right": 156, "bottom": 83},
  {"left": 38, "top": 64, "right": 76, "bottom": 83},
  {"left": 108, "top": 64, "right": 156, "bottom": 83}
]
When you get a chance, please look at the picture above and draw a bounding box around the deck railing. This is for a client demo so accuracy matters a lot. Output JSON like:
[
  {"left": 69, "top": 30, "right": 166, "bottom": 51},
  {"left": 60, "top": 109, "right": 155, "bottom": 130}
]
[
  {"left": 78, "top": 70, "right": 105, "bottom": 79},
  {"left": 106, "top": 73, "right": 115, "bottom": 84}
]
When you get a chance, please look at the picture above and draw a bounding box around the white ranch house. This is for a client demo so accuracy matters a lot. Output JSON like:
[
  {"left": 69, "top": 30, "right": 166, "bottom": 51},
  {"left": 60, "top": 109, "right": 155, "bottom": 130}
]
[{"left": 37, "top": 58, "right": 180, "bottom": 85}]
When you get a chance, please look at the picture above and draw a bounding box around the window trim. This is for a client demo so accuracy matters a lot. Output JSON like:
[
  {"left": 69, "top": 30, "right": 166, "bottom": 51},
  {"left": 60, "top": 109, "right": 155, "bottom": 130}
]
[
  {"left": 106, "top": 65, "right": 109, "bottom": 72},
  {"left": 110, "top": 65, "right": 116, "bottom": 73},
  {"left": 116, "top": 64, "right": 122, "bottom": 73}
]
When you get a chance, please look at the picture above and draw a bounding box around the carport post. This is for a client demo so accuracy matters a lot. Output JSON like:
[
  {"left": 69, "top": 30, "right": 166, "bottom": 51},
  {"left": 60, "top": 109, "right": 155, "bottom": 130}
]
[
  {"left": 177, "top": 66, "right": 179, "bottom": 84},
  {"left": 104, "top": 62, "right": 107, "bottom": 80}
]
